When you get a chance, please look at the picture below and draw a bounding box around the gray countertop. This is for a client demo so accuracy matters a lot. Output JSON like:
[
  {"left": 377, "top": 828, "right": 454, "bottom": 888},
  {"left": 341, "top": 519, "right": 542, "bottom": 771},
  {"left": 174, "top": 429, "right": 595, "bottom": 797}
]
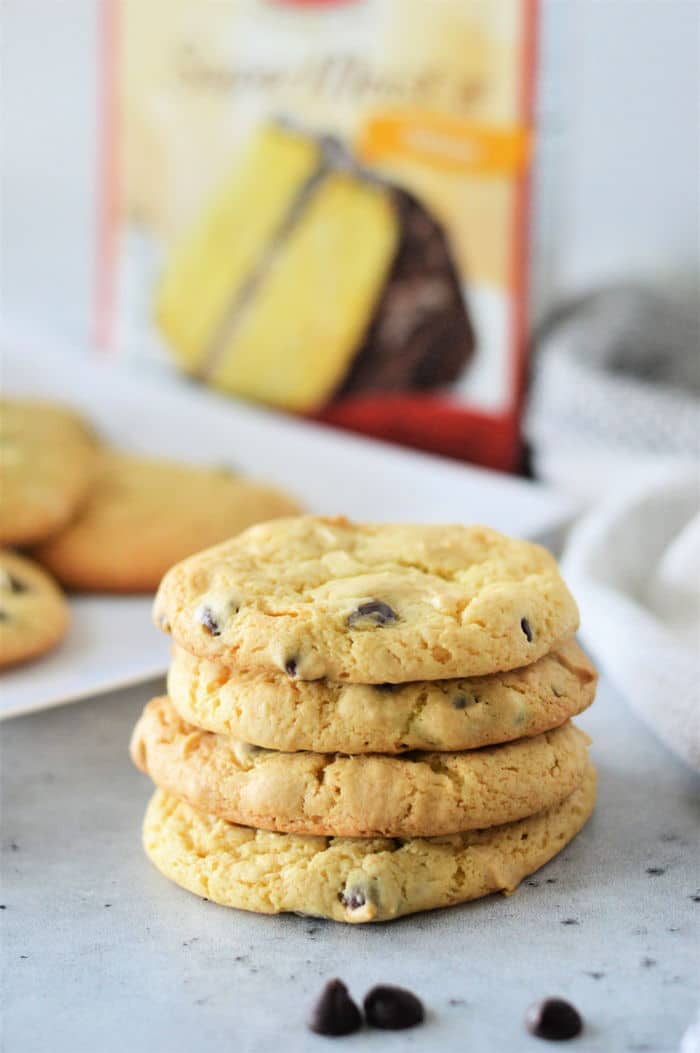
[{"left": 2, "top": 676, "right": 698, "bottom": 1053}]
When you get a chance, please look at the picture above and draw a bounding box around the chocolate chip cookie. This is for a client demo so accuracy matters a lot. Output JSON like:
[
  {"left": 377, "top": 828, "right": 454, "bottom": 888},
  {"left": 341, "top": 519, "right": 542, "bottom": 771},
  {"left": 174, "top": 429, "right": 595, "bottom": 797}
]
[
  {"left": 154, "top": 516, "right": 579, "bottom": 682},
  {"left": 141, "top": 763, "right": 597, "bottom": 923},
  {"left": 0, "top": 398, "right": 97, "bottom": 546},
  {"left": 33, "top": 451, "right": 302, "bottom": 592},
  {"left": 131, "top": 696, "right": 591, "bottom": 837},
  {"left": 0, "top": 550, "right": 69, "bottom": 667},
  {"left": 167, "top": 637, "right": 596, "bottom": 753}
]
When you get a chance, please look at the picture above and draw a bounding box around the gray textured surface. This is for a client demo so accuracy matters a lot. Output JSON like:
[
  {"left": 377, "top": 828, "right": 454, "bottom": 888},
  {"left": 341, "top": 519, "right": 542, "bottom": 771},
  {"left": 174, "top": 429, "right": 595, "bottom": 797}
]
[{"left": 2, "top": 676, "right": 698, "bottom": 1053}]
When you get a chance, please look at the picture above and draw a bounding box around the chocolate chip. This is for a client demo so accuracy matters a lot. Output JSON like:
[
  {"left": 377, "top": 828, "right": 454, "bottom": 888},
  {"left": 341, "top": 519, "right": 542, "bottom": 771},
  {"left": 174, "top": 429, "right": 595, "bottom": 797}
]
[
  {"left": 308, "top": 979, "right": 362, "bottom": 1037},
  {"left": 364, "top": 985, "right": 424, "bottom": 1030},
  {"left": 561, "top": 918, "right": 579, "bottom": 926},
  {"left": 525, "top": 998, "right": 583, "bottom": 1041},
  {"left": 348, "top": 601, "right": 397, "bottom": 628},
  {"left": 452, "top": 693, "right": 478, "bottom": 709},
  {"left": 285, "top": 658, "right": 298, "bottom": 677},
  {"left": 1, "top": 573, "right": 28, "bottom": 594},
  {"left": 195, "top": 605, "right": 220, "bottom": 636},
  {"left": 339, "top": 888, "right": 366, "bottom": 911},
  {"left": 521, "top": 617, "right": 533, "bottom": 642},
  {"left": 645, "top": 867, "right": 666, "bottom": 876}
]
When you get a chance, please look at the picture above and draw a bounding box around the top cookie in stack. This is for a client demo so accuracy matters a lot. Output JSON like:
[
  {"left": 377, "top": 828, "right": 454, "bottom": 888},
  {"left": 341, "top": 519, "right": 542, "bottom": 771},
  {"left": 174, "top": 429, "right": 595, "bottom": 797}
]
[
  {"left": 153, "top": 516, "right": 580, "bottom": 683},
  {"left": 135, "top": 516, "right": 597, "bottom": 923}
]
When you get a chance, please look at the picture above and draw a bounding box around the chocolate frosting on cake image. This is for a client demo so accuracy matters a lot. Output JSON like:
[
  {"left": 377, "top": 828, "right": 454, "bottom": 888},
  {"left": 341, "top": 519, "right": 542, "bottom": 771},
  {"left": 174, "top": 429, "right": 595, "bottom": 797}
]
[{"left": 155, "top": 121, "right": 474, "bottom": 411}]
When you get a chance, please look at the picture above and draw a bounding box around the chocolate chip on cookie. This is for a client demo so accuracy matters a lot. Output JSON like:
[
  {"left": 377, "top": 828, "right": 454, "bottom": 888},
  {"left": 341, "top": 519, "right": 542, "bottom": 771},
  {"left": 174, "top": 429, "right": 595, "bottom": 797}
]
[
  {"left": 0, "top": 550, "right": 69, "bottom": 668},
  {"left": 521, "top": 617, "right": 534, "bottom": 642},
  {"left": 364, "top": 985, "right": 424, "bottom": 1030},
  {"left": 452, "top": 692, "right": 478, "bottom": 710},
  {"left": 340, "top": 888, "right": 368, "bottom": 911},
  {"left": 339, "top": 880, "right": 379, "bottom": 920},
  {"left": 347, "top": 600, "right": 397, "bottom": 628},
  {"left": 308, "top": 979, "right": 362, "bottom": 1037},
  {"left": 0, "top": 571, "right": 29, "bottom": 594},
  {"left": 196, "top": 605, "right": 221, "bottom": 636}
]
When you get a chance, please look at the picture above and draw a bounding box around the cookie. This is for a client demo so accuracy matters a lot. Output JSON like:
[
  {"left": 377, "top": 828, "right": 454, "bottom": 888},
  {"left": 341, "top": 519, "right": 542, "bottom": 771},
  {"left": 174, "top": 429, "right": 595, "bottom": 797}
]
[
  {"left": 153, "top": 516, "right": 579, "bottom": 682},
  {"left": 33, "top": 451, "right": 302, "bottom": 593},
  {"left": 168, "top": 637, "right": 596, "bottom": 754},
  {"left": 142, "top": 762, "right": 597, "bottom": 923},
  {"left": 0, "top": 398, "right": 97, "bottom": 546},
  {"left": 0, "top": 550, "right": 69, "bottom": 667},
  {"left": 131, "top": 697, "right": 590, "bottom": 837}
]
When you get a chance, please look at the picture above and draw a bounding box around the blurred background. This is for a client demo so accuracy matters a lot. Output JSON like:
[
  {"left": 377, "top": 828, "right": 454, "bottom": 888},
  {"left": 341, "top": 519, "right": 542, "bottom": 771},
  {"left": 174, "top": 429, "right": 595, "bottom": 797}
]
[{"left": 1, "top": 0, "right": 698, "bottom": 483}]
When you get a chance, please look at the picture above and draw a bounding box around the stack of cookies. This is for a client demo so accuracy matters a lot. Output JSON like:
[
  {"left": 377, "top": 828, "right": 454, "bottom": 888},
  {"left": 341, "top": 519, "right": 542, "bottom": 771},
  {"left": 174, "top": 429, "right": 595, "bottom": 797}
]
[{"left": 131, "top": 516, "right": 598, "bottom": 924}]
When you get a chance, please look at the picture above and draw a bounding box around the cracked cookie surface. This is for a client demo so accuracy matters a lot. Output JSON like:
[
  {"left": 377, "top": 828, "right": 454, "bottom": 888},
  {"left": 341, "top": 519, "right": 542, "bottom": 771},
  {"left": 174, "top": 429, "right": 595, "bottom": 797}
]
[
  {"left": 34, "top": 451, "right": 301, "bottom": 592},
  {"left": 0, "top": 398, "right": 97, "bottom": 546},
  {"left": 0, "top": 550, "right": 69, "bottom": 667},
  {"left": 168, "top": 637, "right": 596, "bottom": 753},
  {"left": 154, "top": 516, "right": 579, "bottom": 682},
  {"left": 142, "top": 763, "right": 596, "bottom": 923},
  {"left": 131, "top": 696, "right": 590, "bottom": 837}
]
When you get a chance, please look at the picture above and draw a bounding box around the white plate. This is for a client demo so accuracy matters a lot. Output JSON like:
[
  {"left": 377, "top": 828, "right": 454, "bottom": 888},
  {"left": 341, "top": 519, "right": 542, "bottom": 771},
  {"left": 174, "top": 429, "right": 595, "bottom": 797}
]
[{"left": 1, "top": 342, "right": 578, "bottom": 718}]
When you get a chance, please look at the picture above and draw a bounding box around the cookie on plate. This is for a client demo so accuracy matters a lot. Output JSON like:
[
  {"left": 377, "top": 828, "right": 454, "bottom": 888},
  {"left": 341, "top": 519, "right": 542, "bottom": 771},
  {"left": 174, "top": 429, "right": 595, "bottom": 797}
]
[
  {"left": 0, "top": 550, "right": 69, "bottom": 668},
  {"left": 167, "top": 637, "right": 597, "bottom": 753},
  {"left": 142, "top": 763, "right": 597, "bottom": 923},
  {"left": 33, "top": 451, "right": 302, "bottom": 593},
  {"left": 153, "top": 516, "right": 579, "bottom": 682},
  {"left": 131, "top": 696, "right": 591, "bottom": 837},
  {"left": 0, "top": 398, "right": 97, "bottom": 546}
]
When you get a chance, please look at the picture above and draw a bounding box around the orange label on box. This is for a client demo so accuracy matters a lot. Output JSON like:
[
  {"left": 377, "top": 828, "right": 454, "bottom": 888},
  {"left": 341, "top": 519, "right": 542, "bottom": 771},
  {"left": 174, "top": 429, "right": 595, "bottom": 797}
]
[{"left": 357, "top": 112, "right": 530, "bottom": 176}]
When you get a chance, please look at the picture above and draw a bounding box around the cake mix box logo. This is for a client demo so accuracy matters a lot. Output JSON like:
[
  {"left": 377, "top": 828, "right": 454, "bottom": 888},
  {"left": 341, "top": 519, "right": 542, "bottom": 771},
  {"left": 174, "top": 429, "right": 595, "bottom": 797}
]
[{"left": 104, "top": 0, "right": 536, "bottom": 470}]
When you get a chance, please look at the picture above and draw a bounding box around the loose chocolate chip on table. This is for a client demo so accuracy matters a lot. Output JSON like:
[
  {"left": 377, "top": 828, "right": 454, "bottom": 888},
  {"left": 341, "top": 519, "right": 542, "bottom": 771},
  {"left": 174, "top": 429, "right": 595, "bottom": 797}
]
[
  {"left": 525, "top": 998, "right": 583, "bottom": 1041},
  {"left": 308, "top": 979, "right": 362, "bottom": 1037},
  {"left": 195, "top": 605, "right": 220, "bottom": 636},
  {"left": 520, "top": 617, "right": 534, "bottom": 642},
  {"left": 645, "top": 867, "right": 666, "bottom": 876},
  {"left": 364, "top": 985, "right": 425, "bottom": 1030},
  {"left": 347, "top": 601, "right": 397, "bottom": 628}
]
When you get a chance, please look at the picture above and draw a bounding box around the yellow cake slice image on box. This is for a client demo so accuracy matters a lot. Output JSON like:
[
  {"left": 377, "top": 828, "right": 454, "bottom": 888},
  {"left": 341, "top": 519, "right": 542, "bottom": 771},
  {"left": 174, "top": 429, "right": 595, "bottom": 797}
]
[{"left": 154, "top": 122, "right": 474, "bottom": 412}]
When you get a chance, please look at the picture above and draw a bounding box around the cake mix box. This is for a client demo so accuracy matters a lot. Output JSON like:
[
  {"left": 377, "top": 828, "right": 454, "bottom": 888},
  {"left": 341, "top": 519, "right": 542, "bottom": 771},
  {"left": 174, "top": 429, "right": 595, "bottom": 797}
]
[{"left": 100, "top": 0, "right": 537, "bottom": 470}]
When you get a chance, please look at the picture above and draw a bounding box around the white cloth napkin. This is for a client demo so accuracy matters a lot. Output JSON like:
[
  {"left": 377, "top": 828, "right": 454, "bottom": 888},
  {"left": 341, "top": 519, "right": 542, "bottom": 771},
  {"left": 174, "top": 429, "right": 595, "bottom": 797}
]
[
  {"left": 526, "top": 284, "right": 700, "bottom": 772},
  {"left": 562, "top": 469, "right": 700, "bottom": 772}
]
